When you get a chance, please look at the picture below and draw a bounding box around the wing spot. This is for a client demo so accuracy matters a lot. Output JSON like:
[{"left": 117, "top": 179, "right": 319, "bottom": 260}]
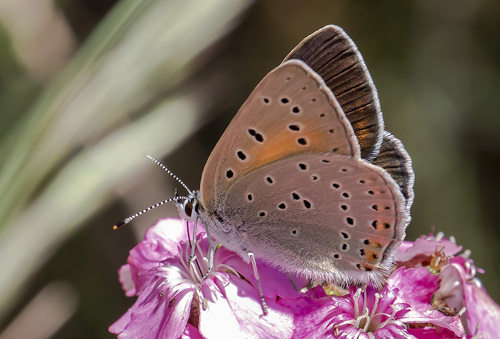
[
  {"left": 226, "top": 169, "right": 234, "bottom": 179},
  {"left": 311, "top": 98, "right": 317, "bottom": 102},
  {"left": 292, "top": 192, "right": 300, "bottom": 200},
  {"left": 341, "top": 243, "right": 349, "bottom": 251},
  {"left": 342, "top": 192, "right": 350, "bottom": 198},
  {"left": 359, "top": 249, "right": 366, "bottom": 256},
  {"left": 292, "top": 106, "right": 300, "bottom": 113},
  {"left": 341, "top": 204, "right": 348, "bottom": 211},
  {"left": 385, "top": 206, "right": 391, "bottom": 210},
  {"left": 341, "top": 232, "right": 349, "bottom": 239},
  {"left": 359, "top": 179, "right": 366, "bottom": 184},
  {"left": 332, "top": 147, "right": 339, "bottom": 153},
  {"left": 302, "top": 86, "right": 307, "bottom": 90},
  {"left": 281, "top": 98, "right": 290, "bottom": 104},
  {"left": 371, "top": 204, "right": 379, "bottom": 211},
  {"left": 288, "top": 124, "right": 300, "bottom": 131},
  {"left": 346, "top": 217, "right": 354, "bottom": 226},
  {"left": 297, "top": 138, "right": 307, "bottom": 146},
  {"left": 319, "top": 113, "right": 325, "bottom": 117},
  {"left": 266, "top": 176, "right": 274, "bottom": 184},
  {"left": 363, "top": 239, "right": 370, "bottom": 245},
  {"left": 371, "top": 220, "right": 378, "bottom": 229},
  {"left": 384, "top": 223, "right": 391, "bottom": 229},
  {"left": 237, "top": 151, "right": 247, "bottom": 160},
  {"left": 333, "top": 253, "right": 340, "bottom": 259},
  {"left": 341, "top": 168, "right": 348, "bottom": 172},
  {"left": 356, "top": 263, "right": 362, "bottom": 270},
  {"left": 332, "top": 183, "right": 341, "bottom": 189},
  {"left": 247, "top": 129, "right": 264, "bottom": 143},
  {"left": 328, "top": 129, "right": 334, "bottom": 134},
  {"left": 263, "top": 97, "right": 270, "bottom": 104},
  {"left": 278, "top": 202, "right": 286, "bottom": 210},
  {"left": 259, "top": 211, "right": 267, "bottom": 217},
  {"left": 291, "top": 229, "right": 298, "bottom": 236},
  {"left": 298, "top": 163, "right": 307, "bottom": 170},
  {"left": 368, "top": 190, "right": 375, "bottom": 195},
  {"left": 311, "top": 175, "right": 318, "bottom": 181},
  {"left": 303, "top": 200, "right": 312, "bottom": 209},
  {"left": 322, "top": 159, "right": 331, "bottom": 163},
  {"left": 247, "top": 194, "right": 253, "bottom": 201}
]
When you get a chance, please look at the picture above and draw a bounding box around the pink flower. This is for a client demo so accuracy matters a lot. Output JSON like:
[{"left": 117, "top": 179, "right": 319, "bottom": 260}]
[
  {"left": 109, "top": 219, "right": 299, "bottom": 339},
  {"left": 396, "top": 232, "right": 500, "bottom": 338},
  {"left": 110, "top": 222, "right": 500, "bottom": 339},
  {"left": 287, "top": 267, "right": 463, "bottom": 338}
]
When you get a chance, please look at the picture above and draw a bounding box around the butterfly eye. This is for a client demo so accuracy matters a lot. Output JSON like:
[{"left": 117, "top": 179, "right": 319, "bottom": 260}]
[{"left": 184, "top": 201, "right": 193, "bottom": 217}]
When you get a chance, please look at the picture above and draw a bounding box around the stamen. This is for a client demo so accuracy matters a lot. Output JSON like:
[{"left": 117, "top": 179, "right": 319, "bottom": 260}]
[
  {"left": 218, "top": 264, "right": 241, "bottom": 278},
  {"left": 457, "top": 306, "right": 466, "bottom": 317},
  {"left": 357, "top": 309, "right": 369, "bottom": 331},
  {"left": 352, "top": 288, "right": 362, "bottom": 318},
  {"left": 190, "top": 260, "right": 203, "bottom": 283},
  {"left": 369, "top": 293, "right": 382, "bottom": 323},
  {"left": 375, "top": 305, "right": 398, "bottom": 328},
  {"left": 472, "top": 278, "right": 483, "bottom": 288}
]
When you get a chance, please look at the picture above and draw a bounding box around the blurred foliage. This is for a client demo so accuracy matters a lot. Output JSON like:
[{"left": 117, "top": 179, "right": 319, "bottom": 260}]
[{"left": 0, "top": 0, "right": 499, "bottom": 338}]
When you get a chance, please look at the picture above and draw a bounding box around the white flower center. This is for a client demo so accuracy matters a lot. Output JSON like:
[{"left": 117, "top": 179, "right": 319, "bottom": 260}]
[
  {"left": 158, "top": 238, "right": 240, "bottom": 311},
  {"left": 335, "top": 288, "right": 406, "bottom": 337}
]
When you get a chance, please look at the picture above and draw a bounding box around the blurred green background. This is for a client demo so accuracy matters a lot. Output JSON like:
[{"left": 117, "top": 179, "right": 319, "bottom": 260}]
[{"left": 0, "top": 0, "right": 499, "bottom": 338}]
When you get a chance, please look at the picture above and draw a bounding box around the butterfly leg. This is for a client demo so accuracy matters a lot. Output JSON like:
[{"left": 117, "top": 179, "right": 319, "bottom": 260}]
[
  {"left": 248, "top": 252, "right": 268, "bottom": 315},
  {"left": 201, "top": 223, "right": 215, "bottom": 280},
  {"left": 287, "top": 272, "right": 300, "bottom": 291},
  {"left": 188, "top": 217, "right": 198, "bottom": 265}
]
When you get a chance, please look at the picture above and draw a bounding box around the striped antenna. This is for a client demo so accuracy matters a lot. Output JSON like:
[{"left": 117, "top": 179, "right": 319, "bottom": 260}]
[
  {"left": 113, "top": 196, "right": 189, "bottom": 230},
  {"left": 146, "top": 155, "right": 193, "bottom": 195}
]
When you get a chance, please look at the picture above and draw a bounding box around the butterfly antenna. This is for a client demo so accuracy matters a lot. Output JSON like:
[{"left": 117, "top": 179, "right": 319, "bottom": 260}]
[
  {"left": 113, "top": 196, "right": 189, "bottom": 230},
  {"left": 146, "top": 155, "right": 193, "bottom": 195}
]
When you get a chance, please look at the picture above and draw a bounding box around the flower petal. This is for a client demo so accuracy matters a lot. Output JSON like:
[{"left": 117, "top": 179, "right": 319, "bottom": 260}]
[
  {"left": 109, "top": 279, "right": 194, "bottom": 339},
  {"left": 408, "top": 327, "right": 460, "bottom": 338},
  {"left": 223, "top": 255, "right": 306, "bottom": 299},
  {"left": 396, "top": 233, "right": 462, "bottom": 262},
  {"left": 181, "top": 324, "right": 204, "bottom": 339},
  {"left": 118, "top": 264, "right": 136, "bottom": 297},
  {"left": 390, "top": 267, "right": 464, "bottom": 336},
  {"left": 199, "top": 274, "right": 295, "bottom": 339},
  {"left": 452, "top": 262, "right": 500, "bottom": 337}
]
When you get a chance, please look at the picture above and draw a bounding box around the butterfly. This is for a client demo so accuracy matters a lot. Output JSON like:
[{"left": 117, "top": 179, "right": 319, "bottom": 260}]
[{"left": 117, "top": 25, "right": 414, "bottom": 314}]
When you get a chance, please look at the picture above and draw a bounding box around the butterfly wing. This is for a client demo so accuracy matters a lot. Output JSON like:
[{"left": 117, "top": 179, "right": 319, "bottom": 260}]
[
  {"left": 200, "top": 60, "right": 360, "bottom": 212},
  {"left": 219, "top": 153, "right": 409, "bottom": 285},
  {"left": 372, "top": 131, "right": 415, "bottom": 213},
  {"left": 284, "top": 25, "right": 384, "bottom": 161}
]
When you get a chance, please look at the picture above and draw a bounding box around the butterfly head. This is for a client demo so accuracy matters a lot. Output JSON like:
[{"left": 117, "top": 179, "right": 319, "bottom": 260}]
[{"left": 174, "top": 190, "right": 202, "bottom": 222}]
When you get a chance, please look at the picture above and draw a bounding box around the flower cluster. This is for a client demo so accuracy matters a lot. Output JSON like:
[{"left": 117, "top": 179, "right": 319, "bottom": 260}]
[{"left": 110, "top": 219, "right": 499, "bottom": 338}]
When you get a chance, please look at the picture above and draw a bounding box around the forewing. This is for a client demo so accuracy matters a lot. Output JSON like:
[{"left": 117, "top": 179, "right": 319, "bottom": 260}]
[
  {"left": 284, "top": 25, "right": 384, "bottom": 160},
  {"left": 200, "top": 60, "right": 360, "bottom": 212},
  {"left": 221, "top": 153, "right": 408, "bottom": 283}
]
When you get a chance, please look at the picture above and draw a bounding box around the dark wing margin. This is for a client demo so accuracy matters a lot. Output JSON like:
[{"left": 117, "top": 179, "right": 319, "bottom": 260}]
[
  {"left": 284, "top": 25, "right": 384, "bottom": 161},
  {"left": 372, "top": 131, "right": 414, "bottom": 213}
]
